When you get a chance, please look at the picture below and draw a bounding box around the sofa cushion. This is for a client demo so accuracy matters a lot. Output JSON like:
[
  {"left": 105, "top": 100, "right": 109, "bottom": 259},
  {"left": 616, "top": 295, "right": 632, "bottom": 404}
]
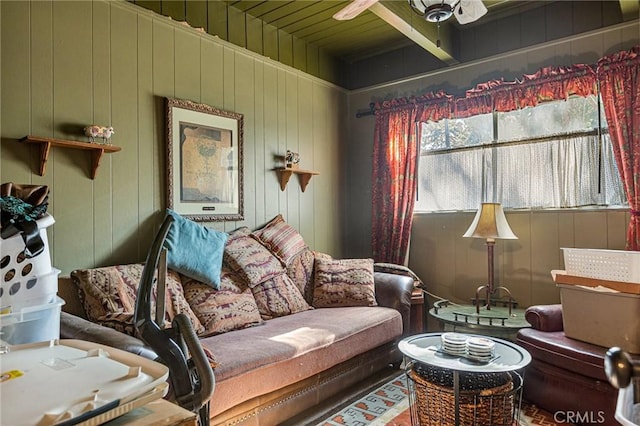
[
  {"left": 71, "top": 264, "right": 204, "bottom": 336},
  {"left": 201, "top": 306, "right": 403, "bottom": 416},
  {"left": 312, "top": 258, "right": 377, "bottom": 308},
  {"left": 224, "top": 234, "right": 284, "bottom": 286},
  {"left": 163, "top": 209, "right": 227, "bottom": 289},
  {"left": 252, "top": 214, "right": 307, "bottom": 264},
  {"left": 182, "top": 267, "right": 263, "bottom": 336},
  {"left": 251, "top": 273, "right": 312, "bottom": 319}
]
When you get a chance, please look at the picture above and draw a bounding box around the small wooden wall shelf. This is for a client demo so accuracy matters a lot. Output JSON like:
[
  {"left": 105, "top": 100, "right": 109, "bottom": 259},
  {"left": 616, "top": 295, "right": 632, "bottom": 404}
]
[
  {"left": 20, "top": 135, "right": 121, "bottom": 179},
  {"left": 276, "top": 167, "right": 319, "bottom": 192}
]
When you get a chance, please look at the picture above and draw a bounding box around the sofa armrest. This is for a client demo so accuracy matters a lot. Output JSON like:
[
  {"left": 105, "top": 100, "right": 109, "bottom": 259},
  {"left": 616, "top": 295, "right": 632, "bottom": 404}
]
[
  {"left": 524, "top": 304, "right": 564, "bottom": 332},
  {"left": 60, "top": 311, "right": 158, "bottom": 361},
  {"left": 374, "top": 272, "right": 414, "bottom": 335}
]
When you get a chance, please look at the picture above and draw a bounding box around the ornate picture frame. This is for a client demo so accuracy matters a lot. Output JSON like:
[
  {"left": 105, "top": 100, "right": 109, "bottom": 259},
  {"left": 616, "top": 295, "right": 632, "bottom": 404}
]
[{"left": 166, "top": 97, "right": 244, "bottom": 221}]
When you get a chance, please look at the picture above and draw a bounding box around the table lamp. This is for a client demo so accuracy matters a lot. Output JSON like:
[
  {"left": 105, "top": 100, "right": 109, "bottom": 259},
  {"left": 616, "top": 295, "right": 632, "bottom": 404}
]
[{"left": 463, "top": 203, "right": 517, "bottom": 312}]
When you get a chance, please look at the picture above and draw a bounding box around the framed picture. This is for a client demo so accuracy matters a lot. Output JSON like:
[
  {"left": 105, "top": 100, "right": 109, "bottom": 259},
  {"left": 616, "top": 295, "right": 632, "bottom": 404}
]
[{"left": 166, "top": 97, "right": 244, "bottom": 221}]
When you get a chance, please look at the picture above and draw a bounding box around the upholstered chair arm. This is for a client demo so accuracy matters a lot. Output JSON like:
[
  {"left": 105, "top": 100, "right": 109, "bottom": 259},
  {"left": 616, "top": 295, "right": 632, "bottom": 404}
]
[
  {"left": 524, "top": 304, "right": 564, "bottom": 332},
  {"left": 60, "top": 311, "right": 159, "bottom": 361},
  {"left": 374, "top": 272, "right": 414, "bottom": 336}
]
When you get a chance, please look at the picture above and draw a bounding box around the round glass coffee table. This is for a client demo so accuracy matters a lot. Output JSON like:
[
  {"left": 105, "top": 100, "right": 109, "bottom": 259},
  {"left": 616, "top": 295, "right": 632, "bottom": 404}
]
[{"left": 398, "top": 333, "right": 531, "bottom": 426}]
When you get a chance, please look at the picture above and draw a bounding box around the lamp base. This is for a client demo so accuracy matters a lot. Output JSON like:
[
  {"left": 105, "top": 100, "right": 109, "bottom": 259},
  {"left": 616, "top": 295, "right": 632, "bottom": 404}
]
[{"left": 474, "top": 285, "right": 515, "bottom": 315}]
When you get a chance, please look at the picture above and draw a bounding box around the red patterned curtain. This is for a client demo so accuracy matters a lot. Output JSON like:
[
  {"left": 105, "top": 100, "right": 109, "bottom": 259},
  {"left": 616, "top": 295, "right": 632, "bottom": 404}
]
[
  {"left": 597, "top": 46, "right": 640, "bottom": 250},
  {"left": 371, "top": 94, "right": 452, "bottom": 264}
]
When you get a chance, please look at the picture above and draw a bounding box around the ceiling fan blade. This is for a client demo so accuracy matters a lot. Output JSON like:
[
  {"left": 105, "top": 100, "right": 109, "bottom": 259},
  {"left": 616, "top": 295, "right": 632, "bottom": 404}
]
[
  {"left": 454, "top": 0, "right": 487, "bottom": 24},
  {"left": 333, "top": 0, "right": 379, "bottom": 20}
]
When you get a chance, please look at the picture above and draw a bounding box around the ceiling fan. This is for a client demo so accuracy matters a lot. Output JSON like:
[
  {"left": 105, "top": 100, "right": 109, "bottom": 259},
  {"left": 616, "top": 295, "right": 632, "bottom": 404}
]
[{"left": 333, "top": 0, "right": 488, "bottom": 25}]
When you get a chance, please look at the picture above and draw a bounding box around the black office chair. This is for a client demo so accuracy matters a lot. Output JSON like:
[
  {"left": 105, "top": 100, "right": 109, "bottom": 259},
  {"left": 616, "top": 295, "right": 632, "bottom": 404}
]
[{"left": 134, "top": 215, "right": 215, "bottom": 425}]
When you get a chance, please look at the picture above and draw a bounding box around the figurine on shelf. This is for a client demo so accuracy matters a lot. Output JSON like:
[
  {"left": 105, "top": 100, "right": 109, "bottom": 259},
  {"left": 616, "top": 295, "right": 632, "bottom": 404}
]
[
  {"left": 285, "top": 150, "right": 300, "bottom": 169},
  {"left": 84, "top": 125, "right": 115, "bottom": 144}
]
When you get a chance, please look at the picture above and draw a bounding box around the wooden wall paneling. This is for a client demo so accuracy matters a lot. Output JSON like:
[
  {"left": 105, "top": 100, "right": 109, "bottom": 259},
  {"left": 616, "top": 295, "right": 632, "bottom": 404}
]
[
  {"left": 574, "top": 210, "right": 609, "bottom": 249},
  {"left": 607, "top": 210, "right": 629, "bottom": 249},
  {"left": 569, "top": 33, "right": 604, "bottom": 66},
  {"left": 110, "top": 5, "right": 141, "bottom": 265},
  {"left": 276, "top": 69, "right": 288, "bottom": 220},
  {"left": 326, "top": 88, "right": 344, "bottom": 257},
  {"left": 293, "top": 36, "right": 307, "bottom": 73},
  {"left": 520, "top": 7, "right": 546, "bottom": 48},
  {"left": 92, "top": 1, "right": 115, "bottom": 266},
  {"left": 227, "top": 6, "right": 246, "bottom": 50},
  {"left": 252, "top": 60, "right": 266, "bottom": 225},
  {"left": 185, "top": 0, "right": 207, "bottom": 32},
  {"left": 201, "top": 39, "right": 225, "bottom": 111},
  {"left": 572, "top": 1, "right": 603, "bottom": 34},
  {"left": 1, "top": 1, "right": 31, "bottom": 183},
  {"left": 529, "top": 212, "right": 563, "bottom": 305},
  {"left": 136, "top": 13, "right": 156, "bottom": 262},
  {"left": 207, "top": 0, "right": 228, "bottom": 41},
  {"left": 234, "top": 52, "right": 256, "bottom": 230},
  {"left": 500, "top": 212, "right": 531, "bottom": 307},
  {"left": 30, "top": 0, "right": 54, "bottom": 186},
  {"left": 317, "top": 49, "right": 335, "bottom": 87},
  {"left": 246, "top": 14, "right": 263, "bottom": 56},
  {"left": 161, "top": 0, "right": 185, "bottom": 22},
  {"left": 51, "top": 1, "right": 95, "bottom": 271},
  {"left": 557, "top": 211, "right": 576, "bottom": 269},
  {"left": 306, "top": 44, "right": 319, "bottom": 79},
  {"left": 297, "top": 77, "right": 314, "bottom": 242},
  {"left": 285, "top": 71, "right": 300, "bottom": 227},
  {"left": 222, "top": 46, "right": 237, "bottom": 231},
  {"left": 135, "top": 1, "right": 161, "bottom": 15},
  {"left": 263, "top": 22, "right": 278, "bottom": 62},
  {"left": 278, "top": 29, "right": 294, "bottom": 68},
  {"left": 545, "top": 2, "right": 573, "bottom": 41},
  {"left": 151, "top": 20, "right": 175, "bottom": 228},
  {"left": 175, "top": 29, "right": 202, "bottom": 103},
  {"left": 262, "top": 63, "right": 281, "bottom": 223},
  {"left": 456, "top": 212, "right": 487, "bottom": 303}
]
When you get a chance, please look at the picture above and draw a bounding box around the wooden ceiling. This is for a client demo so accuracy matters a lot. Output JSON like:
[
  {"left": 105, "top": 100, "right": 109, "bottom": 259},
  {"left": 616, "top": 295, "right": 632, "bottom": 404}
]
[{"left": 227, "top": 0, "right": 639, "bottom": 64}]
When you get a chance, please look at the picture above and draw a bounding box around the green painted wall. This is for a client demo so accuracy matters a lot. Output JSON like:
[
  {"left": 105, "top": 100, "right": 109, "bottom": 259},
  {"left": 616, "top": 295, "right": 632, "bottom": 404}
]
[
  {"left": 0, "top": 0, "right": 346, "bottom": 274},
  {"left": 129, "top": 0, "right": 342, "bottom": 85}
]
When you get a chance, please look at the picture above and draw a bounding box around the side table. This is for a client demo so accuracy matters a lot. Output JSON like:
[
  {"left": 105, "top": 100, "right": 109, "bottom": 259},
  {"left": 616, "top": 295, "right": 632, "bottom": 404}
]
[
  {"left": 410, "top": 288, "right": 425, "bottom": 333},
  {"left": 398, "top": 332, "right": 531, "bottom": 426},
  {"left": 429, "top": 300, "right": 529, "bottom": 340}
]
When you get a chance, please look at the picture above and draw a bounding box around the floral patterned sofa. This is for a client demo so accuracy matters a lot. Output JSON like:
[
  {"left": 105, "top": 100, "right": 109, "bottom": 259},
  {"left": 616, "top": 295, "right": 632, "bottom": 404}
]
[{"left": 58, "top": 213, "right": 416, "bottom": 425}]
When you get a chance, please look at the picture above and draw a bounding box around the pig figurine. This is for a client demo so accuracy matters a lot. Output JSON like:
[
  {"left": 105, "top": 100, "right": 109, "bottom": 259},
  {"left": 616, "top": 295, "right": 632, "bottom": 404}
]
[{"left": 84, "top": 125, "right": 115, "bottom": 144}]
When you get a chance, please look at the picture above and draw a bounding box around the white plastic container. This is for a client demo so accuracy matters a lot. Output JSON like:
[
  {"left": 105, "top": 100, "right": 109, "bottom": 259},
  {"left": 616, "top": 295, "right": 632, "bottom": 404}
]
[
  {"left": 562, "top": 248, "right": 640, "bottom": 283},
  {"left": 1, "top": 214, "right": 54, "bottom": 284},
  {"left": 558, "top": 284, "right": 640, "bottom": 353},
  {"left": 0, "top": 296, "right": 64, "bottom": 345},
  {"left": 0, "top": 267, "right": 60, "bottom": 311},
  {"left": 614, "top": 381, "right": 640, "bottom": 426}
]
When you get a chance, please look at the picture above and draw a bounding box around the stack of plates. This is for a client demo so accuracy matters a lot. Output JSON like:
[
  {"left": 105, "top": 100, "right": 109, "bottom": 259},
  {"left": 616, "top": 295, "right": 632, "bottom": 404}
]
[
  {"left": 465, "top": 337, "right": 495, "bottom": 362},
  {"left": 441, "top": 332, "right": 468, "bottom": 356}
]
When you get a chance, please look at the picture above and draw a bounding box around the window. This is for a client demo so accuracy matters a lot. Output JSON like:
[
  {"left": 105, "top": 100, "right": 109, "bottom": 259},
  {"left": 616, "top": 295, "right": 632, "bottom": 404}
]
[{"left": 415, "top": 96, "right": 626, "bottom": 212}]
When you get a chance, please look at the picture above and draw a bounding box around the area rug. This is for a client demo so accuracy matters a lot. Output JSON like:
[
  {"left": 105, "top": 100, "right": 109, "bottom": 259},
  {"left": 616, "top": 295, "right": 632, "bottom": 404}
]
[{"left": 316, "top": 373, "right": 568, "bottom": 426}]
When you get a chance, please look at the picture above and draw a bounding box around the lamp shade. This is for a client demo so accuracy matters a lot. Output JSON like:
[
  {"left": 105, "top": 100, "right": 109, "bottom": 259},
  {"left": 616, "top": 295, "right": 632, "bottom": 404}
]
[{"left": 463, "top": 203, "right": 517, "bottom": 240}]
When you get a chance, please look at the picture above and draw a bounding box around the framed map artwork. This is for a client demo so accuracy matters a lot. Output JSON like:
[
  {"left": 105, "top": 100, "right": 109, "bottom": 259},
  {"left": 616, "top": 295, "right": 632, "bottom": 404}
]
[{"left": 166, "top": 97, "right": 244, "bottom": 221}]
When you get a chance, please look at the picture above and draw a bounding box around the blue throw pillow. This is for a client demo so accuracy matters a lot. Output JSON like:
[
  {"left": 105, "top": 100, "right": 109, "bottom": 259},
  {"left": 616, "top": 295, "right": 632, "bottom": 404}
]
[{"left": 163, "top": 209, "right": 228, "bottom": 289}]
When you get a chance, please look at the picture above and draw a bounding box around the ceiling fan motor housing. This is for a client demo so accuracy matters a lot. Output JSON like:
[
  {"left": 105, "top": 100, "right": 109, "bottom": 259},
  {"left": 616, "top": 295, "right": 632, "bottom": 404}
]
[{"left": 424, "top": 3, "right": 453, "bottom": 22}]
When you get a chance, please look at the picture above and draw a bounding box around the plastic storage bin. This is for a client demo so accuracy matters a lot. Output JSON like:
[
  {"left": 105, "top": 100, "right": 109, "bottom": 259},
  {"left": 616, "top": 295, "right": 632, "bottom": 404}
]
[
  {"left": 558, "top": 284, "right": 640, "bottom": 354},
  {"left": 1, "top": 214, "right": 54, "bottom": 284},
  {"left": 562, "top": 248, "right": 640, "bottom": 283},
  {"left": 0, "top": 268, "right": 60, "bottom": 311},
  {"left": 0, "top": 296, "right": 64, "bottom": 345}
]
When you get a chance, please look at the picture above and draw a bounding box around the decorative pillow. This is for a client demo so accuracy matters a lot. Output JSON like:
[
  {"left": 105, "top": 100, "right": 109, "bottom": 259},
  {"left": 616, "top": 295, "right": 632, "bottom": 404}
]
[
  {"left": 312, "top": 258, "right": 377, "bottom": 308},
  {"left": 183, "top": 281, "right": 263, "bottom": 337},
  {"left": 224, "top": 234, "right": 284, "bottom": 287},
  {"left": 251, "top": 273, "right": 312, "bottom": 320},
  {"left": 164, "top": 209, "right": 228, "bottom": 289},
  {"left": 182, "top": 265, "right": 262, "bottom": 335},
  {"left": 252, "top": 215, "right": 307, "bottom": 264},
  {"left": 286, "top": 248, "right": 316, "bottom": 304},
  {"left": 71, "top": 264, "right": 204, "bottom": 336}
]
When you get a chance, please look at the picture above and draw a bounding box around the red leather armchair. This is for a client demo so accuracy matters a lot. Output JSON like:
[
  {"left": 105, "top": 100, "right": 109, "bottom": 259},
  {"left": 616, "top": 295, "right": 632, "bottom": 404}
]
[{"left": 516, "top": 304, "right": 621, "bottom": 425}]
